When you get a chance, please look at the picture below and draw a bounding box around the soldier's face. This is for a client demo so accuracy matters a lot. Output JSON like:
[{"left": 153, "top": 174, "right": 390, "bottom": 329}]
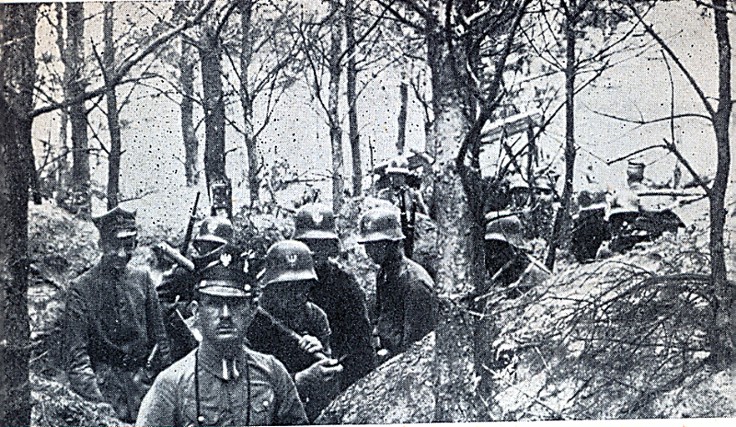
[
  {"left": 484, "top": 240, "right": 514, "bottom": 275},
  {"left": 261, "top": 281, "right": 310, "bottom": 317},
  {"left": 299, "top": 238, "right": 338, "bottom": 268},
  {"left": 364, "top": 240, "right": 391, "bottom": 265},
  {"left": 194, "top": 293, "right": 256, "bottom": 346},
  {"left": 100, "top": 236, "right": 136, "bottom": 270}
]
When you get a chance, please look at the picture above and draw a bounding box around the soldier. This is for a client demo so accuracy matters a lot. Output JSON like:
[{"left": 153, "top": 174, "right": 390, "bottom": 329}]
[
  {"left": 358, "top": 207, "right": 438, "bottom": 361},
  {"left": 376, "top": 155, "right": 429, "bottom": 215},
  {"left": 247, "top": 240, "right": 343, "bottom": 421},
  {"left": 63, "top": 207, "right": 171, "bottom": 422},
  {"left": 157, "top": 216, "right": 244, "bottom": 362},
  {"left": 292, "top": 203, "right": 375, "bottom": 391},
  {"left": 137, "top": 264, "right": 308, "bottom": 426},
  {"left": 483, "top": 212, "right": 551, "bottom": 299}
]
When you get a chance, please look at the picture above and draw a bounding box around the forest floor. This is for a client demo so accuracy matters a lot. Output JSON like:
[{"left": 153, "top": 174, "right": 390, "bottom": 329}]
[{"left": 26, "top": 198, "right": 736, "bottom": 426}]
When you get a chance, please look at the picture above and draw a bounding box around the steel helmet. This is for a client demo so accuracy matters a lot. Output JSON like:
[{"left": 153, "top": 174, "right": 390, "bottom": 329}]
[
  {"left": 194, "top": 216, "right": 234, "bottom": 245},
  {"left": 385, "top": 155, "right": 411, "bottom": 175},
  {"left": 357, "top": 207, "right": 405, "bottom": 243},
  {"left": 292, "top": 203, "right": 338, "bottom": 241},
  {"left": 608, "top": 190, "right": 640, "bottom": 218},
  {"left": 261, "top": 240, "right": 317, "bottom": 285},
  {"left": 484, "top": 211, "right": 528, "bottom": 250}
]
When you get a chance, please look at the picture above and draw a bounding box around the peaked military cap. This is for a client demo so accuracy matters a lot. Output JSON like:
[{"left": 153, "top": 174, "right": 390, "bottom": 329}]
[
  {"left": 196, "top": 263, "right": 256, "bottom": 299},
  {"left": 92, "top": 206, "right": 137, "bottom": 241}
]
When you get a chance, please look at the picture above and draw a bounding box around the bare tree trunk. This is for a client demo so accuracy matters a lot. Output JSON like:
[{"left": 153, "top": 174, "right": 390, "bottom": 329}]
[
  {"left": 0, "top": 4, "right": 36, "bottom": 425},
  {"left": 545, "top": 1, "right": 577, "bottom": 270},
  {"left": 345, "top": 0, "right": 361, "bottom": 196},
  {"left": 181, "top": 40, "right": 199, "bottom": 187},
  {"left": 200, "top": 28, "right": 227, "bottom": 189},
  {"left": 397, "top": 69, "right": 408, "bottom": 154},
  {"left": 53, "top": 2, "right": 69, "bottom": 198},
  {"left": 67, "top": 2, "right": 90, "bottom": 216},
  {"left": 328, "top": 0, "right": 344, "bottom": 212},
  {"left": 103, "top": 3, "right": 122, "bottom": 209},
  {"left": 710, "top": 0, "right": 733, "bottom": 368},
  {"left": 240, "top": 0, "right": 259, "bottom": 204}
]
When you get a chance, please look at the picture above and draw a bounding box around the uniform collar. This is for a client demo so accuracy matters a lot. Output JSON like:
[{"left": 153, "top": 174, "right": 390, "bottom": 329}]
[{"left": 198, "top": 342, "right": 247, "bottom": 381}]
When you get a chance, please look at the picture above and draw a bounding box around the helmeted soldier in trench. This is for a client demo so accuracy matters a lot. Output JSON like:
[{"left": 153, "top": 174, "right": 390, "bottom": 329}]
[
  {"left": 157, "top": 216, "right": 245, "bottom": 362},
  {"left": 292, "top": 203, "right": 376, "bottom": 390},
  {"left": 62, "top": 206, "right": 171, "bottom": 423},
  {"left": 137, "top": 263, "right": 308, "bottom": 426},
  {"left": 358, "top": 207, "right": 438, "bottom": 361},
  {"left": 246, "top": 240, "right": 343, "bottom": 421},
  {"left": 482, "top": 211, "right": 551, "bottom": 299}
]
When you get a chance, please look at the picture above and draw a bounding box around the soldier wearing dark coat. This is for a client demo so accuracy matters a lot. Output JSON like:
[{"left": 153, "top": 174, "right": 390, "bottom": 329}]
[
  {"left": 63, "top": 207, "right": 171, "bottom": 423},
  {"left": 292, "top": 203, "right": 375, "bottom": 391},
  {"left": 358, "top": 207, "right": 438, "bottom": 361},
  {"left": 246, "top": 240, "right": 343, "bottom": 421}
]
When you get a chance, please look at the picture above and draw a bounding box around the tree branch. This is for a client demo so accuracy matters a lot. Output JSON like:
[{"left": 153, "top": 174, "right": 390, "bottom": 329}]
[{"left": 30, "top": 0, "right": 216, "bottom": 118}]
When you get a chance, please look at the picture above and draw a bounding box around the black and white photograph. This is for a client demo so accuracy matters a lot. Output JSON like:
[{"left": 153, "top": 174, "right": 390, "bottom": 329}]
[{"left": 0, "top": 0, "right": 734, "bottom": 425}]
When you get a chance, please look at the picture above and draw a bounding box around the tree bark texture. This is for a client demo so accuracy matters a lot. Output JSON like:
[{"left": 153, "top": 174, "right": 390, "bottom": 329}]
[
  {"left": 0, "top": 4, "right": 36, "bottom": 426},
  {"left": 200, "top": 27, "right": 227, "bottom": 189},
  {"left": 345, "top": 0, "right": 361, "bottom": 197},
  {"left": 328, "top": 0, "right": 344, "bottom": 213},
  {"left": 709, "top": 0, "right": 733, "bottom": 368},
  {"left": 545, "top": 1, "right": 577, "bottom": 270},
  {"left": 180, "top": 40, "right": 199, "bottom": 187},
  {"left": 66, "top": 2, "right": 90, "bottom": 216},
  {"left": 53, "top": 2, "right": 70, "bottom": 198},
  {"left": 103, "top": 2, "right": 122, "bottom": 209},
  {"left": 240, "top": 0, "right": 259, "bottom": 204}
]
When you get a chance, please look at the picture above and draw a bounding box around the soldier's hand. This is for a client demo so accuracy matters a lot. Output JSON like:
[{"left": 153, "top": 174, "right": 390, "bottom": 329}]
[
  {"left": 294, "top": 358, "right": 343, "bottom": 388},
  {"left": 298, "top": 335, "right": 324, "bottom": 355}
]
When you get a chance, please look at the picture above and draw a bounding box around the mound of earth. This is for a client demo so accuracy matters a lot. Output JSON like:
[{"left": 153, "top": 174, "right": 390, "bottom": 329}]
[{"left": 318, "top": 220, "right": 734, "bottom": 423}]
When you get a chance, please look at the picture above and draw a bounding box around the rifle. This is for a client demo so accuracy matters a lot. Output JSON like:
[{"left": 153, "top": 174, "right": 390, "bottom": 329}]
[
  {"left": 398, "top": 187, "right": 415, "bottom": 258},
  {"left": 181, "top": 192, "right": 201, "bottom": 255}
]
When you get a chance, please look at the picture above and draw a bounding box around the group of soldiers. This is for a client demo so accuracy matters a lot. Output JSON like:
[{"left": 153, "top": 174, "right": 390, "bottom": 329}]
[
  {"left": 63, "top": 154, "right": 690, "bottom": 425},
  {"left": 62, "top": 189, "right": 461, "bottom": 425}
]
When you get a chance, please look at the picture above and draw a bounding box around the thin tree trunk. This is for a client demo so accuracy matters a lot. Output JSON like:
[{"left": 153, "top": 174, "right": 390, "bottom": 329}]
[
  {"left": 0, "top": 4, "right": 37, "bottom": 425},
  {"left": 397, "top": 69, "right": 408, "bottom": 154},
  {"left": 545, "top": 1, "right": 576, "bottom": 270},
  {"left": 240, "top": 0, "right": 259, "bottom": 204},
  {"left": 710, "top": 0, "right": 733, "bottom": 368},
  {"left": 54, "top": 2, "right": 69, "bottom": 198},
  {"left": 200, "top": 29, "right": 226, "bottom": 188},
  {"left": 180, "top": 40, "right": 199, "bottom": 187},
  {"left": 345, "top": 0, "right": 361, "bottom": 196},
  {"left": 103, "top": 3, "right": 122, "bottom": 209},
  {"left": 67, "top": 2, "right": 90, "bottom": 216},
  {"left": 328, "top": 0, "right": 344, "bottom": 212}
]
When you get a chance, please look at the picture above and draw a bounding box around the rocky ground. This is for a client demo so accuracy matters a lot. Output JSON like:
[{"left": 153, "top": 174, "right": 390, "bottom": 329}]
[{"left": 26, "top": 198, "right": 736, "bottom": 425}]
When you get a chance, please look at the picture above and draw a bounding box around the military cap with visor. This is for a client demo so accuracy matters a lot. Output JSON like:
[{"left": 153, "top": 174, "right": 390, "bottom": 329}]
[
  {"left": 92, "top": 206, "right": 137, "bottom": 242},
  {"left": 196, "top": 263, "right": 256, "bottom": 299},
  {"left": 357, "top": 207, "right": 405, "bottom": 243},
  {"left": 292, "top": 203, "right": 338, "bottom": 241},
  {"left": 260, "top": 240, "right": 318, "bottom": 286}
]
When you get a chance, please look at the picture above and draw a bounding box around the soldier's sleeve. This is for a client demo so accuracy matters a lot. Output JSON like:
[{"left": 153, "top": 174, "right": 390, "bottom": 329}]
[
  {"left": 270, "top": 356, "right": 309, "bottom": 425},
  {"left": 63, "top": 281, "right": 104, "bottom": 402},
  {"left": 341, "top": 274, "right": 376, "bottom": 379},
  {"left": 402, "top": 275, "right": 439, "bottom": 349},
  {"left": 144, "top": 272, "right": 172, "bottom": 369},
  {"left": 136, "top": 370, "right": 178, "bottom": 427},
  {"left": 311, "top": 305, "right": 332, "bottom": 355}
]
